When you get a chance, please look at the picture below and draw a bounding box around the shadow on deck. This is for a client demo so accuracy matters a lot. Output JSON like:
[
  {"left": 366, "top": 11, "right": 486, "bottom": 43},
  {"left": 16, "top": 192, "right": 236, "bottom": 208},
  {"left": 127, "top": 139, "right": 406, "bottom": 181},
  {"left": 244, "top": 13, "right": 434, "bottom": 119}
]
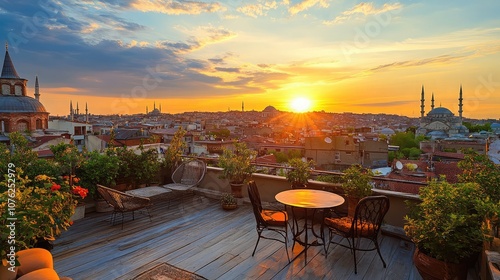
[{"left": 52, "top": 195, "right": 423, "bottom": 280}]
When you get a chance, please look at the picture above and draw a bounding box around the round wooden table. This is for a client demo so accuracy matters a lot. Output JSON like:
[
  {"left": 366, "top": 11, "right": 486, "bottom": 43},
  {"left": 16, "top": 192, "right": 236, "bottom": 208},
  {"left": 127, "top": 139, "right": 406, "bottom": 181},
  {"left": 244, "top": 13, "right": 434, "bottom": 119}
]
[{"left": 275, "top": 189, "right": 345, "bottom": 264}]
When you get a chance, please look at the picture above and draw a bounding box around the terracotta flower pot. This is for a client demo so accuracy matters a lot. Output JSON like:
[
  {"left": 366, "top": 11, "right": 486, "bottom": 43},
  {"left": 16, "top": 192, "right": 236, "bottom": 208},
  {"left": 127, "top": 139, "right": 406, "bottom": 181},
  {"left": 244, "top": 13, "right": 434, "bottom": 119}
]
[
  {"left": 413, "top": 247, "right": 468, "bottom": 280},
  {"left": 230, "top": 183, "right": 244, "bottom": 198}
]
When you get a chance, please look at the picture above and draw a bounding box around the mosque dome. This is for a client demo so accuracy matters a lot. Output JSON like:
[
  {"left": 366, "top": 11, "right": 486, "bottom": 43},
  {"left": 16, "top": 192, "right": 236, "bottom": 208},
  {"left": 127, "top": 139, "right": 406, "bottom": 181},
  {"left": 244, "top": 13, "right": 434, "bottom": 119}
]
[
  {"left": 0, "top": 95, "right": 47, "bottom": 113},
  {"left": 262, "top": 105, "right": 278, "bottom": 112},
  {"left": 427, "top": 107, "right": 454, "bottom": 117}
]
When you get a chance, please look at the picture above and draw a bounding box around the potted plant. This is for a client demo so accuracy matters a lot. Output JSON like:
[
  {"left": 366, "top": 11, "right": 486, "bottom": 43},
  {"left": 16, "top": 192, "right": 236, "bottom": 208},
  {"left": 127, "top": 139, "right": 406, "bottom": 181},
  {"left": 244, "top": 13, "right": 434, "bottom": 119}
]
[
  {"left": 404, "top": 177, "right": 494, "bottom": 280},
  {"left": 341, "top": 164, "right": 373, "bottom": 217},
  {"left": 220, "top": 193, "right": 238, "bottom": 210},
  {"left": 286, "top": 158, "right": 314, "bottom": 188},
  {"left": 218, "top": 142, "right": 256, "bottom": 198}
]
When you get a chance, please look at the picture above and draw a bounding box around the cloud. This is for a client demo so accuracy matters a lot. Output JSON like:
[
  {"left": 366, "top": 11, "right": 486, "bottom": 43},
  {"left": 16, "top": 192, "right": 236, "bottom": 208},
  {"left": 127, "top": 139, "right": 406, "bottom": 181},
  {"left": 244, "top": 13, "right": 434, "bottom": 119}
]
[
  {"left": 354, "top": 100, "right": 413, "bottom": 107},
  {"left": 325, "top": 2, "right": 402, "bottom": 25},
  {"left": 160, "top": 25, "right": 236, "bottom": 53},
  {"left": 287, "top": 0, "right": 329, "bottom": 16},
  {"left": 371, "top": 54, "right": 469, "bottom": 72},
  {"left": 237, "top": 1, "right": 278, "bottom": 18},
  {"left": 130, "top": 0, "right": 224, "bottom": 15},
  {"left": 215, "top": 67, "right": 240, "bottom": 73}
]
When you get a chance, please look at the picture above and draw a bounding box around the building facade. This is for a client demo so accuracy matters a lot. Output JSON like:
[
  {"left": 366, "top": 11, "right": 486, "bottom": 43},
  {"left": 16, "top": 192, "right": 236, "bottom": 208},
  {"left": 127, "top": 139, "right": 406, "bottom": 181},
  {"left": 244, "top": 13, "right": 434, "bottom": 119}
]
[{"left": 0, "top": 45, "right": 49, "bottom": 133}]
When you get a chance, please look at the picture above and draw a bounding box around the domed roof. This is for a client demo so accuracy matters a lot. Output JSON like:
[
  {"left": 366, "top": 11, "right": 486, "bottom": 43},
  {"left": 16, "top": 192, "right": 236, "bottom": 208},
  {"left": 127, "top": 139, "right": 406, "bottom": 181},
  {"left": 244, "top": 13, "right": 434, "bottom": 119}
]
[
  {"left": 0, "top": 95, "right": 47, "bottom": 113},
  {"left": 491, "top": 123, "right": 500, "bottom": 129},
  {"left": 427, "top": 107, "right": 453, "bottom": 116},
  {"left": 262, "top": 105, "right": 278, "bottom": 112}
]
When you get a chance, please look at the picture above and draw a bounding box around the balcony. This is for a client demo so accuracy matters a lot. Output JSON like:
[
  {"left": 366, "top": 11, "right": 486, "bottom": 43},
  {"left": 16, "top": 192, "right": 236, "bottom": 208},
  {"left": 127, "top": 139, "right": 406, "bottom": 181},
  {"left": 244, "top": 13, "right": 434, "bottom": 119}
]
[{"left": 50, "top": 167, "right": 467, "bottom": 279}]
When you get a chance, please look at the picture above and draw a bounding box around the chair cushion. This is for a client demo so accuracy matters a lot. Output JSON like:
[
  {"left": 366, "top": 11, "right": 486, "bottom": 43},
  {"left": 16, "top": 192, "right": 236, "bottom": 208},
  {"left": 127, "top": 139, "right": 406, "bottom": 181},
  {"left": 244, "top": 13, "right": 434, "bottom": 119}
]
[
  {"left": 16, "top": 268, "right": 60, "bottom": 280},
  {"left": 261, "top": 210, "right": 287, "bottom": 226},
  {"left": 325, "top": 216, "right": 353, "bottom": 233},
  {"left": 16, "top": 248, "right": 53, "bottom": 276},
  {"left": 325, "top": 217, "right": 376, "bottom": 237}
]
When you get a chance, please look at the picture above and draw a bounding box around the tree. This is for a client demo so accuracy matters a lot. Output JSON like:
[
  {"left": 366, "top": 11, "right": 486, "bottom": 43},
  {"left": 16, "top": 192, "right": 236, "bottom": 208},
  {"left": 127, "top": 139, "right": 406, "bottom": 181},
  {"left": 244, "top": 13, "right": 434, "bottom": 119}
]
[{"left": 160, "top": 127, "right": 187, "bottom": 183}]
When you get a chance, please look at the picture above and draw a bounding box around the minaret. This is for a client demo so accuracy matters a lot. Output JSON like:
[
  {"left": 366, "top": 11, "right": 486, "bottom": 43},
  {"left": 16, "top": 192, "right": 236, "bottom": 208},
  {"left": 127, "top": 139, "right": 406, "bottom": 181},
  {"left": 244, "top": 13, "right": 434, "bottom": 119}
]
[
  {"left": 76, "top": 102, "right": 79, "bottom": 116},
  {"left": 458, "top": 84, "right": 463, "bottom": 120},
  {"left": 159, "top": 104, "right": 162, "bottom": 113},
  {"left": 85, "top": 102, "right": 88, "bottom": 123},
  {"left": 70, "top": 101, "right": 74, "bottom": 121},
  {"left": 34, "top": 76, "right": 40, "bottom": 101},
  {"left": 431, "top": 92, "right": 434, "bottom": 110},
  {"left": 154, "top": 101, "right": 156, "bottom": 110},
  {"left": 242, "top": 101, "right": 244, "bottom": 112},
  {"left": 420, "top": 85, "right": 425, "bottom": 118},
  {"left": 146, "top": 106, "right": 148, "bottom": 114}
]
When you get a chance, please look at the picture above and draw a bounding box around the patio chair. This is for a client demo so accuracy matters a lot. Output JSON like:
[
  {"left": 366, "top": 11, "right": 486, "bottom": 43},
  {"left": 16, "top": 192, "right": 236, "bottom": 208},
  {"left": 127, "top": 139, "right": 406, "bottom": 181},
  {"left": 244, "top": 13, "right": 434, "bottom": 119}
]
[
  {"left": 164, "top": 159, "right": 206, "bottom": 205},
  {"left": 248, "top": 180, "right": 290, "bottom": 262},
  {"left": 97, "top": 184, "right": 152, "bottom": 229},
  {"left": 324, "top": 195, "right": 390, "bottom": 274}
]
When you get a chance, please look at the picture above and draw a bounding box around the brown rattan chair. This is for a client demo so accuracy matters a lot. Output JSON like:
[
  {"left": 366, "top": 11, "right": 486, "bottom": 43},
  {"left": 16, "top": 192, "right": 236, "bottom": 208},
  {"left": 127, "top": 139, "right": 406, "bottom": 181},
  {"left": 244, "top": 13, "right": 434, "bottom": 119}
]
[
  {"left": 324, "top": 195, "right": 390, "bottom": 274},
  {"left": 248, "top": 180, "right": 290, "bottom": 262},
  {"left": 165, "top": 159, "right": 206, "bottom": 206},
  {"left": 97, "top": 184, "right": 152, "bottom": 229}
]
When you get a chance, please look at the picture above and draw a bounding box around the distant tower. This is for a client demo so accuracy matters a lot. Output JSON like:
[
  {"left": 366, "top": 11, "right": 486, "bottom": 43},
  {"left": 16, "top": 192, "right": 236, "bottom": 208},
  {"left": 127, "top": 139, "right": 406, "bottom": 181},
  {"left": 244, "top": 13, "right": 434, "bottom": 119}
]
[
  {"left": 159, "top": 103, "right": 161, "bottom": 113},
  {"left": 85, "top": 102, "right": 88, "bottom": 123},
  {"left": 146, "top": 106, "right": 148, "bottom": 114},
  {"left": 458, "top": 84, "right": 463, "bottom": 119},
  {"left": 154, "top": 101, "right": 156, "bottom": 110},
  {"left": 76, "top": 102, "right": 79, "bottom": 116},
  {"left": 70, "top": 101, "right": 74, "bottom": 121},
  {"left": 34, "top": 76, "right": 40, "bottom": 101},
  {"left": 420, "top": 85, "right": 425, "bottom": 118},
  {"left": 431, "top": 92, "right": 434, "bottom": 110},
  {"left": 242, "top": 101, "right": 244, "bottom": 112}
]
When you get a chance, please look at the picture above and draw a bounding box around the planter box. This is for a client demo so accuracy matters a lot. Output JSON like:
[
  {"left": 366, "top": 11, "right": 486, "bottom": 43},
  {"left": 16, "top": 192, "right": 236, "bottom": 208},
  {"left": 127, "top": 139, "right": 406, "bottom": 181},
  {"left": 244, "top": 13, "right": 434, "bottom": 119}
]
[{"left": 71, "top": 204, "right": 86, "bottom": 221}]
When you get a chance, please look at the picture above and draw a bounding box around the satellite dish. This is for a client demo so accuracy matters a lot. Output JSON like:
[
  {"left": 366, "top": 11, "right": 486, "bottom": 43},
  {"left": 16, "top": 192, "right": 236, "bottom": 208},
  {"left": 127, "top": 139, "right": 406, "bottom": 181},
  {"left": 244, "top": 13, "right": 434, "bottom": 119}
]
[
  {"left": 324, "top": 137, "right": 332, "bottom": 144},
  {"left": 395, "top": 161, "right": 403, "bottom": 170}
]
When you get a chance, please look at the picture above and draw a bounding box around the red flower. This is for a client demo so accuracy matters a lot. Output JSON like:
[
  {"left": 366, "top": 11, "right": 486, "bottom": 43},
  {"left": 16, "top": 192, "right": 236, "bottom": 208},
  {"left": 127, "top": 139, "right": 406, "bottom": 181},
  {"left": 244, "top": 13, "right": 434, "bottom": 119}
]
[
  {"left": 72, "top": 186, "right": 89, "bottom": 199},
  {"left": 51, "top": 184, "right": 61, "bottom": 191}
]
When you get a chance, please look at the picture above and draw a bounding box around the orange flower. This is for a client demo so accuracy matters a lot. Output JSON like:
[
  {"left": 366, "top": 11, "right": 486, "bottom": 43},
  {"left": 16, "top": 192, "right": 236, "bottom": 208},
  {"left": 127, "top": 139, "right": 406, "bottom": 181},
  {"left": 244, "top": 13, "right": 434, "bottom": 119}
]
[
  {"left": 72, "top": 186, "right": 88, "bottom": 199},
  {"left": 72, "top": 177, "right": 80, "bottom": 184}
]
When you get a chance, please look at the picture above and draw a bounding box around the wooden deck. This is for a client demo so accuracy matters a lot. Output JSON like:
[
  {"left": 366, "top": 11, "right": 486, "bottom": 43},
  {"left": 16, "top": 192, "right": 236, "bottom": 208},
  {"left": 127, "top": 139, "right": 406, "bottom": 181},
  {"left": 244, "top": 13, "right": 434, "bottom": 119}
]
[{"left": 52, "top": 195, "right": 423, "bottom": 280}]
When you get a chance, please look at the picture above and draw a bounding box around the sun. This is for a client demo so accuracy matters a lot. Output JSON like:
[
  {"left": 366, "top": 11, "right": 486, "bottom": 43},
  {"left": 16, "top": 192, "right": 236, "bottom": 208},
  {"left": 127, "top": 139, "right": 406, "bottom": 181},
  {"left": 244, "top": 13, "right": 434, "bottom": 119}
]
[{"left": 290, "top": 97, "right": 312, "bottom": 113}]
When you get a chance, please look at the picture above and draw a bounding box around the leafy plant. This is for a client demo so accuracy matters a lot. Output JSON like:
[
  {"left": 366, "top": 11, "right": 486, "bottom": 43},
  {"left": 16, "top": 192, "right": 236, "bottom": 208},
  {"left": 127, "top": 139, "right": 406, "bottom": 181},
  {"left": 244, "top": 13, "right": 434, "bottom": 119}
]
[
  {"left": 286, "top": 158, "right": 314, "bottom": 188},
  {"left": 218, "top": 142, "right": 257, "bottom": 184},
  {"left": 341, "top": 164, "right": 373, "bottom": 198},
  {"left": 76, "top": 150, "right": 120, "bottom": 197},
  {"left": 404, "top": 178, "right": 492, "bottom": 263},
  {"left": 0, "top": 170, "right": 86, "bottom": 261}
]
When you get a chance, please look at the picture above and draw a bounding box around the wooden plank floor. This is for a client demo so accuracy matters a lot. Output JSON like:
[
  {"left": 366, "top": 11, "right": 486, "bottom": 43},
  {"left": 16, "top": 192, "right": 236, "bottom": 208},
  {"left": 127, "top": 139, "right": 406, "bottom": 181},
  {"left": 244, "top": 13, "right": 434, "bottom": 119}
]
[{"left": 52, "top": 195, "right": 423, "bottom": 280}]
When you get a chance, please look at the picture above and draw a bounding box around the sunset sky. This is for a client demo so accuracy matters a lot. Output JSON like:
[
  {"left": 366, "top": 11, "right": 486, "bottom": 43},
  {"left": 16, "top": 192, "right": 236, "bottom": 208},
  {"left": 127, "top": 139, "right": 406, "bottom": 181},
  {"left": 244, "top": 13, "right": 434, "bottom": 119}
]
[{"left": 1, "top": 0, "right": 499, "bottom": 118}]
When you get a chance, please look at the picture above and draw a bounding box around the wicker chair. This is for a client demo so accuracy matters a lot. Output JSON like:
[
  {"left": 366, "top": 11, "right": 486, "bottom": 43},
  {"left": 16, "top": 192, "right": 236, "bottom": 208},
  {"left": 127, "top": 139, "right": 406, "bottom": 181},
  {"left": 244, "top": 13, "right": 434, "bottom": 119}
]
[
  {"left": 97, "top": 185, "right": 152, "bottom": 229},
  {"left": 324, "top": 195, "right": 390, "bottom": 274},
  {"left": 248, "top": 180, "right": 290, "bottom": 262},
  {"left": 164, "top": 159, "right": 206, "bottom": 205}
]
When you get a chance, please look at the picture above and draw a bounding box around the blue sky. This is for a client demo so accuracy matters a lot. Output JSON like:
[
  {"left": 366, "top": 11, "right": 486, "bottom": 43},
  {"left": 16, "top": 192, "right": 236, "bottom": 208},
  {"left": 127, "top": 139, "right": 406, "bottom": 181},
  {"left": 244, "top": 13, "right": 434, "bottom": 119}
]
[{"left": 1, "top": 0, "right": 499, "bottom": 118}]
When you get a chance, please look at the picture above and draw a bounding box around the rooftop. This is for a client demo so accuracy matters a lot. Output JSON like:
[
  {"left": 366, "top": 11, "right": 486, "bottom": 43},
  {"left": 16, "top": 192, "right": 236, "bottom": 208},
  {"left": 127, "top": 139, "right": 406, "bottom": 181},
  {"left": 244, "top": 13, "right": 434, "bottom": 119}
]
[{"left": 52, "top": 195, "right": 424, "bottom": 279}]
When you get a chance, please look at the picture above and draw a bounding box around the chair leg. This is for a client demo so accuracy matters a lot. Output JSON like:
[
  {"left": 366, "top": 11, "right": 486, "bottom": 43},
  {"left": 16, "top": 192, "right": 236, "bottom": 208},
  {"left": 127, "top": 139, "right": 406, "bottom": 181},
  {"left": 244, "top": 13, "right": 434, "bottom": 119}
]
[
  {"left": 352, "top": 236, "right": 358, "bottom": 274},
  {"left": 252, "top": 229, "right": 263, "bottom": 256},
  {"left": 374, "top": 238, "right": 386, "bottom": 268}
]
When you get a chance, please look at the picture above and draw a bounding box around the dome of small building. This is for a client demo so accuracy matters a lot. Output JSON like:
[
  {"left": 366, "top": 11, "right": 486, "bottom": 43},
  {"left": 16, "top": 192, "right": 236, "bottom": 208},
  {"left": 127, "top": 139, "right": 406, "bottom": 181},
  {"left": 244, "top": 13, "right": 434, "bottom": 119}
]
[
  {"left": 491, "top": 123, "right": 500, "bottom": 129},
  {"left": 0, "top": 95, "right": 47, "bottom": 113},
  {"left": 379, "top": 127, "right": 395, "bottom": 135},
  {"left": 427, "top": 107, "right": 454, "bottom": 116}
]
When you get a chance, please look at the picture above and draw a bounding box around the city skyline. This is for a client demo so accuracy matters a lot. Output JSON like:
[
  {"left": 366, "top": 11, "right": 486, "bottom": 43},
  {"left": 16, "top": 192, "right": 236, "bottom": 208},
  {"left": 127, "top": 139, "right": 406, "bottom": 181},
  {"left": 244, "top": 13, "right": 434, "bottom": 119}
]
[{"left": 1, "top": 1, "right": 499, "bottom": 118}]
